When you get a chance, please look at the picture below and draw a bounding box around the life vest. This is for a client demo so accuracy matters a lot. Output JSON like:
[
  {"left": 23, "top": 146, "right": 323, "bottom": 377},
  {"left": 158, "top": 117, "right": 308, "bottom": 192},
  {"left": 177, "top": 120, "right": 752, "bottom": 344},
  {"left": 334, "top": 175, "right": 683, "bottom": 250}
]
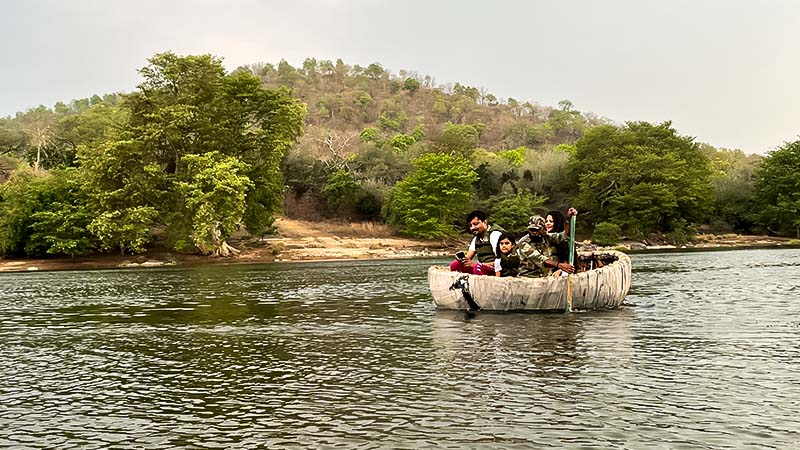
[
  {"left": 473, "top": 225, "right": 505, "bottom": 263},
  {"left": 498, "top": 250, "right": 521, "bottom": 277}
]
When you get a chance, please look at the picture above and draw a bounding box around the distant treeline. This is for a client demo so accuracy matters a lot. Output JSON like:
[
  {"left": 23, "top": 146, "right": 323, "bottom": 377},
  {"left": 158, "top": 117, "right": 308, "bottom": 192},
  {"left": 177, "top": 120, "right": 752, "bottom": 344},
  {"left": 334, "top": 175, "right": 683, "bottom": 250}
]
[{"left": 1, "top": 52, "right": 798, "bottom": 258}]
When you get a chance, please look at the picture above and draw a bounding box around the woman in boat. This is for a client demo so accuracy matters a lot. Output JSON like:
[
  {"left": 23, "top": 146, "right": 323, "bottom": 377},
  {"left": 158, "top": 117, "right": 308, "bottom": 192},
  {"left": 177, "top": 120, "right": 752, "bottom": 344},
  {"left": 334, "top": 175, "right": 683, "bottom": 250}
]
[
  {"left": 494, "top": 232, "right": 521, "bottom": 277},
  {"left": 545, "top": 210, "right": 565, "bottom": 234}
]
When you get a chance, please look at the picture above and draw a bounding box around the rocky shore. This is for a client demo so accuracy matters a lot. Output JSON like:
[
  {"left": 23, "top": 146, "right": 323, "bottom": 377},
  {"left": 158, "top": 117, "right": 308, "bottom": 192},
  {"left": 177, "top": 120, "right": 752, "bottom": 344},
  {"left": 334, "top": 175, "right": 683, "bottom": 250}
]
[{"left": 0, "top": 219, "right": 796, "bottom": 273}]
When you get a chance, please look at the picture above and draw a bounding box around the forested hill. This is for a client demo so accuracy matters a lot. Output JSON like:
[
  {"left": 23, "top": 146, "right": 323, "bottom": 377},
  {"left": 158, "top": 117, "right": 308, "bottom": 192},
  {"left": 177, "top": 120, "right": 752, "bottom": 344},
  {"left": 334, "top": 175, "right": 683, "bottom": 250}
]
[
  {"left": 252, "top": 58, "right": 604, "bottom": 150},
  {"left": 244, "top": 58, "right": 624, "bottom": 222},
  {"left": 0, "top": 53, "right": 796, "bottom": 259}
]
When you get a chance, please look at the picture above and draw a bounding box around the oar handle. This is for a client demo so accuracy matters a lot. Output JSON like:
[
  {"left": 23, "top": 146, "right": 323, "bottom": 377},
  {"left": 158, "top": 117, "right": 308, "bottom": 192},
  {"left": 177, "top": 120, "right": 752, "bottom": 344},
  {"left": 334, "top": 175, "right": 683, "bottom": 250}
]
[
  {"left": 568, "top": 215, "right": 576, "bottom": 266},
  {"left": 566, "top": 214, "right": 576, "bottom": 313}
]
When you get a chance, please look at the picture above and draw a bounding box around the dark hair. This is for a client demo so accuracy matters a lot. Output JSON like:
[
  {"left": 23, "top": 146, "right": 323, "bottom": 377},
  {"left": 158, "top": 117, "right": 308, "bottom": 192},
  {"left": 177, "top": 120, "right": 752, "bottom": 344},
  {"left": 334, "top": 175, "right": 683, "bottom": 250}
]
[
  {"left": 546, "top": 210, "right": 566, "bottom": 233},
  {"left": 466, "top": 210, "right": 487, "bottom": 223},
  {"left": 495, "top": 232, "right": 516, "bottom": 255}
]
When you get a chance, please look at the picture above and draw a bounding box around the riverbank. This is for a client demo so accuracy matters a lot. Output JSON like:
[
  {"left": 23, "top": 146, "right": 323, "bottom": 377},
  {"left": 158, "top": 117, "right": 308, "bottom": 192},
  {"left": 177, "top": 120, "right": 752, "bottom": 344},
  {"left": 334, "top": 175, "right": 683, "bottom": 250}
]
[
  {"left": 0, "top": 218, "right": 796, "bottom": 273},
  {"left": 0, "top": 218, "right": 454, "bottom": 273}
]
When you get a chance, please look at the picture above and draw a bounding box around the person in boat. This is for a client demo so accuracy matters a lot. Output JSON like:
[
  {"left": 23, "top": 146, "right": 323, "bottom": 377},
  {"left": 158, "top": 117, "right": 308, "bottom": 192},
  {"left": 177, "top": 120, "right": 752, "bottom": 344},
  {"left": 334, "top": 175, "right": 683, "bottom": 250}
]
[
  {"left": 450, "top": 210, "right": 505, "bottom": 275},
  {"left": 544, "top": 210, "right": 565, "bottom": 234},
  {"left": 517, "top": 208, "right": 577, "bottom": 277},
  {"left": 494, "top": 232, "right": 521, "bottom": 277},
  {"left": 545, "top": 209, "right": 578, "bottom": 276}
]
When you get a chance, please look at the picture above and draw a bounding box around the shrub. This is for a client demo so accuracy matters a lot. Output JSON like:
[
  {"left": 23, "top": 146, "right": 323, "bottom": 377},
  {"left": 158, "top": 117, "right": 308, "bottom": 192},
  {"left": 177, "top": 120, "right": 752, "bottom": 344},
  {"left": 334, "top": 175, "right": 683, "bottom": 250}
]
[
  {"left": 481, "top": 192, "right": 548, "bottom": 232},
  {"left": 592, "top": 222, "right": 622, "bottom": 246},
  {"left": 383, "top": 152, "right": 477, "bottom": 238}
]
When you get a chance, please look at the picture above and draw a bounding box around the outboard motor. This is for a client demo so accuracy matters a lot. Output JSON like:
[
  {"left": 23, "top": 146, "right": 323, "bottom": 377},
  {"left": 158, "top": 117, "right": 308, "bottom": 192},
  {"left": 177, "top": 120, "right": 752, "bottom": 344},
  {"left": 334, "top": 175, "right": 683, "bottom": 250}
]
[{"left": 449, "top": 275, "right": 481, "bottom": 311}]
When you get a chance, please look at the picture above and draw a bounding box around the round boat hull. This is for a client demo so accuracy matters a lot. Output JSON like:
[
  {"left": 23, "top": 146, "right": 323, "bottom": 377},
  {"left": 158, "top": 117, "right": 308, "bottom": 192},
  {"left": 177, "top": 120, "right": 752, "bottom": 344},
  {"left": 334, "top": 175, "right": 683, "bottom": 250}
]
[{"left": 428, "top": 251, "right": 631, "bottom": 311}]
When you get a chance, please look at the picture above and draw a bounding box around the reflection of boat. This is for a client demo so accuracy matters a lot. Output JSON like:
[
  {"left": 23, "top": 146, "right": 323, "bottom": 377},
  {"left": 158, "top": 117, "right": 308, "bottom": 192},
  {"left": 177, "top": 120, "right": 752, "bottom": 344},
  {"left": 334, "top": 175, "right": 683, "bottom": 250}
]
[{"left": 428, "top": 250, "right": 631, "bottom": 311}]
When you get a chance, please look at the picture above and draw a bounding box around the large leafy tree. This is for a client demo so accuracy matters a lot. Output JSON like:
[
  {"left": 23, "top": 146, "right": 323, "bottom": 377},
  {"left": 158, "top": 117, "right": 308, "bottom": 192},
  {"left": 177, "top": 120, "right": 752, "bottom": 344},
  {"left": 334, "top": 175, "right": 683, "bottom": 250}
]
[
  {"left": 26, "top": 169, "right": 96, "bottom": 258},
  {"left": 703, "top": 145, "right": 762, "bottom": 232},
  {"left": 753, "top": 138, "right": 800, "bottom": 237},
  {"left": 383, "top": 152, "right": 477, "bottom": 238},
  {"left": 176, "top": 152, "right": 253, "bottom": 256},
  {"left": 50, "top": 103, "right": 127, "bottom": 169},
  {"left": 571, "top": 121, "right": 713, "bottom": 236},
  {"left": 0, "top": 169, "right": 95, "bottom": 257},
  {"left": 80, "top": 52, "right": 306, "bottom": 253}
]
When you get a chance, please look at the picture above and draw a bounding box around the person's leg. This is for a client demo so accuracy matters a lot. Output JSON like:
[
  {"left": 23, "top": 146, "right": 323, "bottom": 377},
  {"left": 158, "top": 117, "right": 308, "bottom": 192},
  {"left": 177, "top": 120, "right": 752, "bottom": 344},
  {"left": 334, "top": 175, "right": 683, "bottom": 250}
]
[
  {"left": 472, "top": 262, "right": 495, "bottom": 276},
  {"left": 450, "top": 259, "right": 467, "bottom": 272}
]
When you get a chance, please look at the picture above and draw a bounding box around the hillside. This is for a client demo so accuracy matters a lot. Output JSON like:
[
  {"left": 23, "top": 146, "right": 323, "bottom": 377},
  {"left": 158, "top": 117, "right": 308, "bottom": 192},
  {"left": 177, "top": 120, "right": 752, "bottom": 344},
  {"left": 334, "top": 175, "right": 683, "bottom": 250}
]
[{"left": 0, "top": 53, "right": 786, "bottom": 263}]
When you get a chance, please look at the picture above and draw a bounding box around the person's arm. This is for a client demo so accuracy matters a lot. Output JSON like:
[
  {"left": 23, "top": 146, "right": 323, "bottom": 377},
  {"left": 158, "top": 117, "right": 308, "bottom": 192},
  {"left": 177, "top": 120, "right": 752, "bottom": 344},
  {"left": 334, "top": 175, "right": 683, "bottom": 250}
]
[
  {"left": 521, "top": 244, "right": 548, "bottom": 269},
  {"left": 494, "top": 257, "right": 502, "bottom": 277},
  {"left": 564, "top": 207, "right": 578, "bottom": 237},
  {"left": 462, "top": 238, "right": 478, "bottom": 267},
  {"left": 544, "top": 258, "right": 574, "bottom": 274}
]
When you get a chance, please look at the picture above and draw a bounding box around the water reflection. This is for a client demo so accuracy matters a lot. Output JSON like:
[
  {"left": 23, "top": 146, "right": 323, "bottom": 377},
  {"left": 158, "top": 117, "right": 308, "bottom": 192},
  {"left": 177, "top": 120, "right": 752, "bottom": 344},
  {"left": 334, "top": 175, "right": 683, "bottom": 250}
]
[{"left": 1, "top": 250, "right": 800, "bottom": 448}]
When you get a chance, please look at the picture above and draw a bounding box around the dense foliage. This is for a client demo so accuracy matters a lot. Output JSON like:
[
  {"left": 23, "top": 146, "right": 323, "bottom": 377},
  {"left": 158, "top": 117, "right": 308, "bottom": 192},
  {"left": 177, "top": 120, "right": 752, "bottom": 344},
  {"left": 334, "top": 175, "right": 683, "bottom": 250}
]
[
  {"left": 571, "top": 122, "right": 714, "bottom": 237},
  {"left": 1, "top": 52, "right": 305, "bottom": 257},
  {"left": 753, "top": 139, "right": 800, "bottom": 237},
  {"left": 384, "top": 153, "right": 477, "bottom": 239},
  {"left": 0, "top": 53, "right": 795, "bottom": 258}
]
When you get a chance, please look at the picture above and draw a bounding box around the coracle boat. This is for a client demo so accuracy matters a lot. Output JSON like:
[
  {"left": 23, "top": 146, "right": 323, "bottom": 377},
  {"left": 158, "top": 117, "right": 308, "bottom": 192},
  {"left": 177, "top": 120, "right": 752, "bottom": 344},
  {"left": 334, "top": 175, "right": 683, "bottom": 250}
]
[{"left": 428, "top": 250, "right": 631, "bottom": 311}]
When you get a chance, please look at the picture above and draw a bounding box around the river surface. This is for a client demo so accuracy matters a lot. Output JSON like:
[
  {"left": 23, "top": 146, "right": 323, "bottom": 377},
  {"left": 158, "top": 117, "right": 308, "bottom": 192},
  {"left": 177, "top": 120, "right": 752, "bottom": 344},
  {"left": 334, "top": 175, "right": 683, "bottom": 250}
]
[{"left": 1, "top": 248, "right": 799, "bottom": 449}]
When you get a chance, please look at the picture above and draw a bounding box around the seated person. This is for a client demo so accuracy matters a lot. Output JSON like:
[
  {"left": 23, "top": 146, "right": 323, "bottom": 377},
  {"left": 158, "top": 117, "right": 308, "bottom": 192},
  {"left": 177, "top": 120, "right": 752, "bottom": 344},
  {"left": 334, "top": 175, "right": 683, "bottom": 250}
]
[
  {"left": 545, "top": 209, "right": 578, "bottom": 276},
  {"left": 518, "top": 208, "right": 577, "bottom": 277},
  {"left": 450, "top": 210, "right": 505, "bottom": 275},
  {"left": 494, "top": 232, "right": 521, "bottom": 277}
]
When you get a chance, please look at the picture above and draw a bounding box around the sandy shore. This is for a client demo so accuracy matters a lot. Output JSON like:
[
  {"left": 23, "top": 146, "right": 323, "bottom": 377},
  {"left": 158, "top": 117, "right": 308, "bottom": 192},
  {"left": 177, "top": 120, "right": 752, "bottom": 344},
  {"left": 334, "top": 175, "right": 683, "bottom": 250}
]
[
  {"left": 0, "top": 218, "right": 455, "bottom": 273},
  {"left": 0, "top": 219, "right": 795, "bottom": 273}
]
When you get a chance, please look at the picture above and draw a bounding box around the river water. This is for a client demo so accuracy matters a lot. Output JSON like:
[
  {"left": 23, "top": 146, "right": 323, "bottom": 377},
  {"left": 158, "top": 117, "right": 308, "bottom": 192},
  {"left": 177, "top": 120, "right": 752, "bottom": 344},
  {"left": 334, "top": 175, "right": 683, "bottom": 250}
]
[{"left": 1, "top": 248, "right": 799, "bottom": 449}]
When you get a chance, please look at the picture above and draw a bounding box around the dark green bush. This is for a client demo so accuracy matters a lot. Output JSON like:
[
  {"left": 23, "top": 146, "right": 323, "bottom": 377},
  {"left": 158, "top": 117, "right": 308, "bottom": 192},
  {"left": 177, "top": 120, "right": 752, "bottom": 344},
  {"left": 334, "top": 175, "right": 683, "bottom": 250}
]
[{"left": 592, "top": 222, "right": 622, "bottom": 246}]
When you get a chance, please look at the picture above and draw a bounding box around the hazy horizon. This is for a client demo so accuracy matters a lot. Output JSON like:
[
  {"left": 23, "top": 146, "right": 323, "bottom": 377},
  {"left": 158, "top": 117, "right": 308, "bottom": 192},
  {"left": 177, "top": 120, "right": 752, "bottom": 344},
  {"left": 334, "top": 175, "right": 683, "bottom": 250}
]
[{"left": 3, "top": 0, "right": 799, "bottom": 154}]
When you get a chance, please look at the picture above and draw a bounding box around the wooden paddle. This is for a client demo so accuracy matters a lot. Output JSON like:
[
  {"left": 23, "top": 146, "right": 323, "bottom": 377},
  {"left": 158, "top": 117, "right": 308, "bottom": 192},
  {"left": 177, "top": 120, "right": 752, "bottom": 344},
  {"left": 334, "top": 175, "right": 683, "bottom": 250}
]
[{"left": 565, "top": 213, "right": 576, "bottom": 313}]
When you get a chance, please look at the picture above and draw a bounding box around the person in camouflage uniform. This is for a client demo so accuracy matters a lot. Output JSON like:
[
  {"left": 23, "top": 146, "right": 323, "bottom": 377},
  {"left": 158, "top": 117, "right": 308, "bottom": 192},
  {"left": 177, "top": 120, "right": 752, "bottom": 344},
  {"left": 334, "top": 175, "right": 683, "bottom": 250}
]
[{"left": 517, "top": 208, "right": 577, "bottom": 277}]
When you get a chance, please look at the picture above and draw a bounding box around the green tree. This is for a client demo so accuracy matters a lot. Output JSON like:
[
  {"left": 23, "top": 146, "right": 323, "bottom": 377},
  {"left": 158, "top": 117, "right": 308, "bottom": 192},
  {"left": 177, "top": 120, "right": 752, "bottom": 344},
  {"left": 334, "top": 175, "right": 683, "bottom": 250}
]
[
  {"left": 176, "top": 152, "right": 253, "bottom": 256},
  {"left": 481, "top": 191, "right": 548, "bottom": 232},
  {"left": 26, "top": 169, "right": 96, "bottom": 258},
  {"left": 50, "top": 103, "right": 126, "bottom": 169},
  {"left": 592, "top": 222, "right": 622, "bottom": 246},
  {"left": 0, "top": 169, "right": 43, "bottom": 256},
  {"left": 0, "top": 168, "right": 97, "bottom": 257},
  {"left": 90, "top": 52, "right": 305, "bottom": 245},
  {"left": 350, "top": 144, "right": 411, "bottom": 185},
  {"left": 571, "top": 121, "right": 713, "bottom": 236},
  {"left": 322, "top": 168, "right": 360, "bottom": 211},
  {"left": 545, "top": 100, "right": 585, "bottom": 144},
  {"left": 383, "top": 153, "right": 477, "bottom": 238},
  {"left": 0, "top": 118, "right": 28, "bottom": 158},
  {"left": 753, "top": 138, "right": 800, "bottom": 236},
  {"left": 403, "top": 77, "right": 420, "bottom": 94},
  {"left": 389, "top": 133, "right": 416, "bottom": 152},
  {"left": 88, "top": 206, "right": 158, "bottom": 255},
  {"left": 433, "top": 122, "right": 481, "bottom": 156},
  {"left": 703, "top": 145, "right": 761, "bottom": 231}
]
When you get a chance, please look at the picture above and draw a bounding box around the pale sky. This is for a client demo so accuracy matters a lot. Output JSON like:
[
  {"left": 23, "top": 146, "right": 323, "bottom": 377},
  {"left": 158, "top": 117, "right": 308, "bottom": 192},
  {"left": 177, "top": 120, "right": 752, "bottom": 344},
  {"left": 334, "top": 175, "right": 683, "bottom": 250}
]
[{"left": 2, "top": 0, "right": 799, "bottom": 154}]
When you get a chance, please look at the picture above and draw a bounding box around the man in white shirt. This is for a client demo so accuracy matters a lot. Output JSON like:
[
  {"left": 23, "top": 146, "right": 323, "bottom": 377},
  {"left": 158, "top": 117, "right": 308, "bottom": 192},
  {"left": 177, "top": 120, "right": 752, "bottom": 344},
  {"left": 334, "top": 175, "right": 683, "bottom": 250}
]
[{"left": 449, "top": 210, "right": 505, "bottom": 275}]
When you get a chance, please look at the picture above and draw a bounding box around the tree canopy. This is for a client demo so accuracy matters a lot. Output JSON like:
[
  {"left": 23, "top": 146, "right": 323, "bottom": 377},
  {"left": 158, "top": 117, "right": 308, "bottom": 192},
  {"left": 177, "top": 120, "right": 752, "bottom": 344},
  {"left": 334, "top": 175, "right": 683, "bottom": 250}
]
[
  {"left": 753, "top": 138, "right": 800, "bottom": 237},
  {"left": 571, "top": 122, "right": 714, "bottom": 237}
]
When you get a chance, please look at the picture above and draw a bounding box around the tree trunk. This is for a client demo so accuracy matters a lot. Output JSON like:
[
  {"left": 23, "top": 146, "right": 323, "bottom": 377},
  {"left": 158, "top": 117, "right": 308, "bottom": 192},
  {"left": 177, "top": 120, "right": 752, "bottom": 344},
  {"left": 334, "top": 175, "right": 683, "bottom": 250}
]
[
  {"left": 34, "top": 142, "right": 42, "bottom": 172},
  {"left": 205, "top": 221, "right": 240, "bottom": 257}
]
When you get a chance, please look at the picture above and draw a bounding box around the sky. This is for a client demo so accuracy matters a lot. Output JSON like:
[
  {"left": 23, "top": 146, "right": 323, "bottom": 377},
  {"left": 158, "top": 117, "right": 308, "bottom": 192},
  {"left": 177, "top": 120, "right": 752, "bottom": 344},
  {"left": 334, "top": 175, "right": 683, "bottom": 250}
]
[{"left": 2, "top": 0, "right": 799, "bottom": 154}]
